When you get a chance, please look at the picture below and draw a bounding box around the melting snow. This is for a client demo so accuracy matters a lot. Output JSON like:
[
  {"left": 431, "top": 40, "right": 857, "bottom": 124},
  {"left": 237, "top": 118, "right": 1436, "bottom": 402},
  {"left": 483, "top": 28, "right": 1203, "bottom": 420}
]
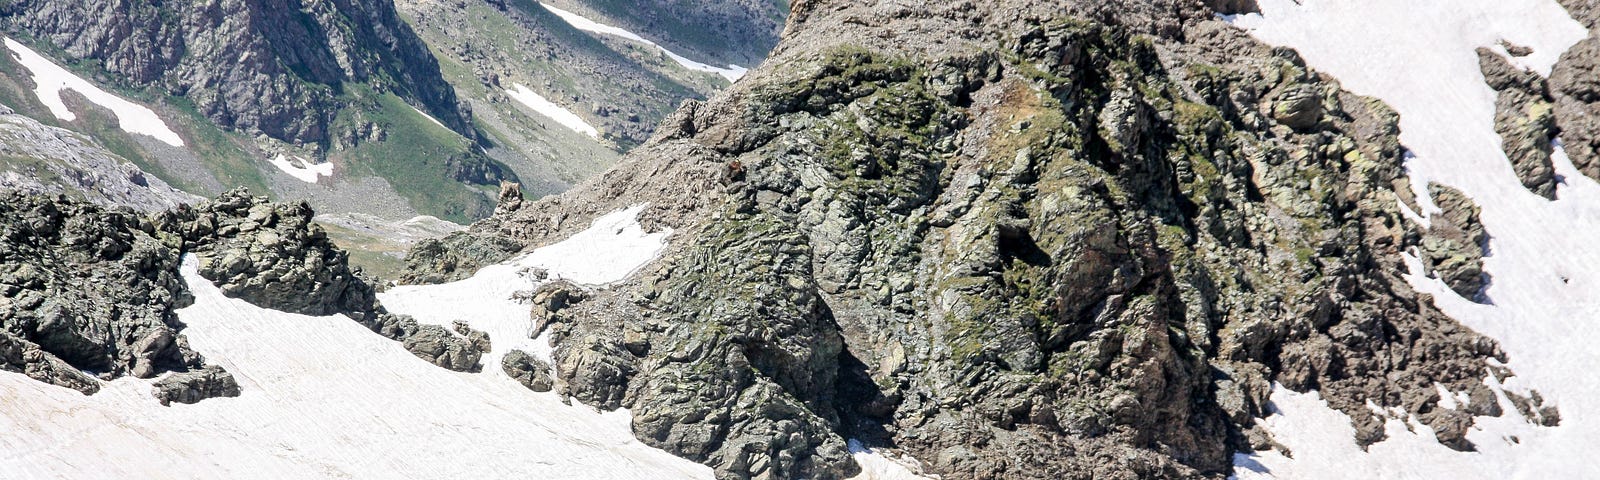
[
  {"left": 1227, "top": 0, "right": 1600, "bottom": 478},
  {"left": 381, "top": 204, "right": 671, "bottom": 366},
  {"left": 0, "top": 254, "right": 711, "bottom": 479},
  {"left": 846, "top": 439, "right": 936, "bottom": 480},
  {"left": 539, "top": 3, "right": 748, "bottom": 82},
  {"left": 267, "top": 154, "right": 334, "bottom": 184},
  {"left": 3, "top": 38, "right": 184, "bottom": 147},
  {"left": 506, "top": 83, "right": 601, "bottom": 138}
]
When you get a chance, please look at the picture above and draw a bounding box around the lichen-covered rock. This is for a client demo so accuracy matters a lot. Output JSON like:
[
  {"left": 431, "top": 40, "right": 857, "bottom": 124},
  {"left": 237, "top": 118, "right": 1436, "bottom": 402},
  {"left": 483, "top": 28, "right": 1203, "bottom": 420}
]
[
  {"left": 1478, "top": 48, "right": 1558, "bottom": 199},
  {"left": 409, "top": 1, "right": 1543, "bottom": 478},
  {"left": 152, "top": 365, "right": 242, "bottom": 406},
  {"left": 160, "top": 188, "right": 375, "bottom": 316}
]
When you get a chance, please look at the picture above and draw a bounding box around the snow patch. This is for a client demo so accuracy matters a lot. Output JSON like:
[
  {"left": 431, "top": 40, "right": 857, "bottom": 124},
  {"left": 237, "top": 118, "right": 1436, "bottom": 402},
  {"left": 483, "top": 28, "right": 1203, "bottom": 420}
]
[
  {"left": 267, "top": 154, "right": 333, "bottom": 184},
  {"left": 539, "top": 3, "right": 748, "bottom": 82},
  {"left": 506, "top": 83, "right": 600, "bottom": 138},
  {"left": 1227, "top": 0, "right": 1600, "bottom": 478},
  {"left": 380, "top": 205, "right": 671, "bottom": 367},
  {"left": 846, "top": 439, "right": 936, "bottom": 480},
  {"left": 0, "top": 255, "right": 713, "bottom": 479},
  {"left": 3, "top": 38, "right": 184, "bottom": 147},
  {"left": 410, "top": 105, "right": 446, "bottom": 129}
]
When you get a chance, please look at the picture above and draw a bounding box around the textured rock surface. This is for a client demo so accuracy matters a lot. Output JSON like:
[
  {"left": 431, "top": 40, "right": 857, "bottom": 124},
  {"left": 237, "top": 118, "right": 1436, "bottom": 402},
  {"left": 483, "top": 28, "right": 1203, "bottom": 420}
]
[
  {"left": 161, "top": 188, "right": 375, "bottom": 316},
  {"left": 1478, "top": 48, "right": 1558, "bottom": 199},
  {"left": 1420, "top": 184, "right": 1490, "bottom": 301},
  {"left": 152, "top": 365, "right": 242, "bottom": 406},
  {"left": 0, "top": 105, "right": 200, "bottom": 211},
  {"left": 0, "top": 191, "right": 221, "bottom": 396},
  {"left": 0, "top": 0, "right": 470, "bottom": 145},
  {"left": 1551, "top": 1, "right": 1600, "bottom": 181},
  {"left": 502, "top": 349, "right": 554, "bottom": 392},
  {"left": 402, "top": 1, "right": 1547, "bottom": 478}
]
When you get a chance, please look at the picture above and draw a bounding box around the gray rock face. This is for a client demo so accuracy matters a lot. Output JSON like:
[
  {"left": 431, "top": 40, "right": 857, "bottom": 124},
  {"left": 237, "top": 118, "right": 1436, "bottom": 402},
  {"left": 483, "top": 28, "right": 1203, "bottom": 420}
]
[
  {"left": 501, "top": 349, "right": 553, "bottom": 393},
  {"left": 1478, "top": 48, "right": 1558, "bottom": 199},
  {"left": 0, "top": 330, "right": 99, "bottom": 394},
  {"left": 160, "top": 188, "right": 375, "bottom": 316},
  {"left": 152, "top": 365, "right": 242, "bottom": 406},
  {"left": 0, "top": 105, "right": 200, "bottom": 212},
  {"left": 406, "top": 2, "right": 1548, "bottom": 479},
  {"left": 0, "top": 0, "right": 470, "bottom": 145},
  {"left": 0, "top": 192, "right": 207, "bottom": 390}
]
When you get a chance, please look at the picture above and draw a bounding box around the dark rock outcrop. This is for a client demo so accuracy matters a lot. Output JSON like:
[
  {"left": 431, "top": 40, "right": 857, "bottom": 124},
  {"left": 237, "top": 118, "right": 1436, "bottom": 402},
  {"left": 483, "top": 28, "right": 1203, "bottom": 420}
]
[
  {"left": 403, "top": 1, "right": 1545, "bottom": 478},
  {"left": 1478, "top": 48, "right": 1558, "bottom": 199},
  {"left": 0, "top": 192, "right": 215, "bottom": 395},
  {"left": 1550, "top": 2, "right": 1600, "bottom": 182},
  {"left": 1421, "top": 184, "right": 1490, "bottom": 300},
  {"left": 152, "top": 365, "right": 242, "bottom": 406},
  {"left": 502, "top": 349, "right": 554, "bottom": 393}
]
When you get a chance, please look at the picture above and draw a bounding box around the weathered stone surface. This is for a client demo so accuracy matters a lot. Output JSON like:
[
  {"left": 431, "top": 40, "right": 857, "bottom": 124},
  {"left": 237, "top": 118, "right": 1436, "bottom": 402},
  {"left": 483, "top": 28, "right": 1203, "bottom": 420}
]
[
  {"left": 0, "top": 192, "right": 209, "bottom": 394},
  {"left": 152, "top": 365, "right": 242, "bottom": 406},
  {"left": 501, "top": 349, "right": 553, "bottom": 393},
  {"left": 406, "top": 1, "right": 1542, "bottom": 478},
  {"left": 1421, "top": 184, "right": 1490, "bottom": 301},
  {"left": 1479, "top": 48, "right": 1558, "bottom": 199}
]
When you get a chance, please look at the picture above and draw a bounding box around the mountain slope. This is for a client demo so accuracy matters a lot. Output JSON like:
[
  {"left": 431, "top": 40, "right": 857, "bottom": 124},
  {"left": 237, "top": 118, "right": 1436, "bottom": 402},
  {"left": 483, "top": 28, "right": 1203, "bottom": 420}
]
[{"left": 401, "top": 0, "right": 1557, "bottom": 478}]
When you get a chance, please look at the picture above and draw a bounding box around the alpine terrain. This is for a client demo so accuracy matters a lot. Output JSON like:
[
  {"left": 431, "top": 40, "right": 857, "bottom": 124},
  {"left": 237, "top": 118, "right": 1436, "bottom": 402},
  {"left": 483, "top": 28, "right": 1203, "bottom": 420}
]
[{"left": 2, "top": 0, "right": 1599, "bottom": 479}]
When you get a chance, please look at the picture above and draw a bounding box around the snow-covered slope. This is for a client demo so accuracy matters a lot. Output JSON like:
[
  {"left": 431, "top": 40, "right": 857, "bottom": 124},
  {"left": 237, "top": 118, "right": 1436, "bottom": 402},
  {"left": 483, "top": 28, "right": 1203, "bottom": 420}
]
[
  {"left": 1227, "top": 1, "right": 1600, "bottom": 478},
  {"left": 505, "top": 84, "right": 602, "bottom": 139},
  {"left": 0, "top": 212, "right": 710, "bottom": 479}
]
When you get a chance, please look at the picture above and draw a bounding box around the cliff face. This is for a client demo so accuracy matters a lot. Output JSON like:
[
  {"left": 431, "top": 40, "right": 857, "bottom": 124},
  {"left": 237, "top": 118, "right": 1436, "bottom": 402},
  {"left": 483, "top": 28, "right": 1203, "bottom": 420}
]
[
  {"left": 404, "top": 1, "right": 1540, "bottom": 478},
  {"left": 0, "top": 0, "right": 469, "bottom": 145}
]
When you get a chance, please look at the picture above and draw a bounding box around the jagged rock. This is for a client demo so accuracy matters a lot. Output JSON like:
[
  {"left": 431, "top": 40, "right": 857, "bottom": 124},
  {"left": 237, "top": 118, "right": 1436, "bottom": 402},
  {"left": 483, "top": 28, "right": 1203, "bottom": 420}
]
[
  {"left": 0, "top": 331, "right": 99, "bottom": 394},
  {"left": 1478, "top": 48, "right": 1558, "bottom": 199},
  {"left": 398, "top": 232, "right": 524, "bottom": 285},
  {"left": 358, "top": 313, "right": 486, "bottom": 372},
  {"left": 163, "top": 188, "right": 375, "bottom": 316},
  {"left": 0, "top": 192, "right": 211, "bottom": 393},
  {"left": 152, "top": 365, "right": 242, "bottom": 406},
  {"left": 1422, "top": 184, "right": 1490, "bottom": 300},
  {"left": 527, "top": 280, "right": 586, "bottom": 339},
  {"left": 405, "top": 2, "right": 1539, "bottom": 478},
  {"left": 1549, "top": 3, "right": 1600, "bottom": 183},
  {"left": 501, "top": 349, "right": 553, "bottom": 393}
]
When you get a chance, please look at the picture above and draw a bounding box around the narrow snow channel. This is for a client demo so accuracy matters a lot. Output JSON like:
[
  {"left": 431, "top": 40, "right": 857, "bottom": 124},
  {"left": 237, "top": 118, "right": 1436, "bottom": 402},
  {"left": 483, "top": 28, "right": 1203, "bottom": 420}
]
[
  {"left": 267, "top": 154, "right": 334, "bottom": 184},
  {"left": 3, "top": 38, "right": 184, "bottom": 147},
  {"left": 505, "top": 83, "right": 600, "bottom": 138},
  {"left": 1226, "top": 0, "right": 1600, "bottom": 478},
  {"left": 539, "top": 3, "right": 748, "bottom": 82}
]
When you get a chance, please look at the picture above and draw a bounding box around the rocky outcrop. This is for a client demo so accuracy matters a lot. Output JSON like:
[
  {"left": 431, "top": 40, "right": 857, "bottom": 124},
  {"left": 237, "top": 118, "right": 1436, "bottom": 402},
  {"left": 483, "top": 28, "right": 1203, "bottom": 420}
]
[
  {"left": 0, "top": 0, "right": 471, "bottom": 145},
  {"left": 158, "top": 188, "right": 375, "bottom": 316},
  {"left": 1421, "top": 184, "right": 1490, "bottom": 300},
  {"left": 551, "top": 0, "right": 786, "bottom": 67},
  {"left": 1550, "top": 2, "right": 1600, "bottom": 182},
  {"left": 502, "top": 349, "right": 554, "bottom": 392},
  {"left": 404, "top": 1, "right": 1545, "bottom": 478},
  {"left": 1478, "top": 48, "right": 1558, "bottom": 199},
  {"left": 152, "top": 365, "right": 242, "bottom": 406},
  {"left": 0, "top": 191, "right": 229, "bottom": 398}
]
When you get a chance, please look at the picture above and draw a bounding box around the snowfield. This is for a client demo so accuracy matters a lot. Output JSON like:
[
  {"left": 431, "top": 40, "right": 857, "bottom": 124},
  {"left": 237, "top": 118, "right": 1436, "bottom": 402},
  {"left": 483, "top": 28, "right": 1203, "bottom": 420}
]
[
  {"left": 0, "top": 206, "right": 925, "bottom": 479},
  {"left": 267, "top": 154, "right": 335, "bottom": 184},
  {"left": 3, "top": 38, "right": 184, "bottom": 147},
  {"left": 1228, "top": 0, "right": 1600, "bottom": 478},
  {"left": 506, "top": 83, "right": 601, "bottom": 138},
  {"left": 539, "top": 3, "right": 748, "bottom": 82}
]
